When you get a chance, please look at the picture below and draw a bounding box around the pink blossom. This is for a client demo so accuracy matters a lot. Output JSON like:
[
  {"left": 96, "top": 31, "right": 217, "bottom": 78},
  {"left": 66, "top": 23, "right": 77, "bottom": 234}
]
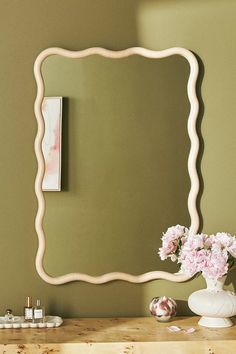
[
  {"left": 182, "top": 233, "right": 207, "bottom": 251},
  {"left": 179, "top": 248, "right": 210, "bottom": 276},
  {"left": 215, "top": 232, "right": 234, "bottom": 247},
  {"left": 201, "top": 248, "right": 228, "bottom": 279},
  {"left": 179, "top": 240, "right": 229, "bottom": 278},
  {"left": 158, "top": 225, "right": 188, "bottom": 261},
  {"left": 203, "top": 234, "right": 215, "bottom": 248},
  {"left": 213, "top": 232, "right": 236, "bottom": 258},
  {"left": 158, "top": 225, "right": 236, "bottom": 280},
  {"left": 178, "top": 249, "right": 200, "bottom": 276}
]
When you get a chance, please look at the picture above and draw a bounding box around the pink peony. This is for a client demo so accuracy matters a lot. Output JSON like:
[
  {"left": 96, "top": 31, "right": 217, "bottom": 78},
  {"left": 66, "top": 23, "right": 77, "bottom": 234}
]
[
  {"left": 158, "top": 225, "right": 188, "bottom": 261},
  {"left": 201, "top": 248, "right": 228, "bottom": 279},
  {"left": 179, "top": 248, "right": 210, "bottom": 276},
  {"left": 182, "top": 233, "right": 207, "bottom": 251},
  {"left": 158, "top": 226, "right": 236, "bottom": 280},
  {"left": 215, "top": 232, "right": 234, "bottom": 247}
]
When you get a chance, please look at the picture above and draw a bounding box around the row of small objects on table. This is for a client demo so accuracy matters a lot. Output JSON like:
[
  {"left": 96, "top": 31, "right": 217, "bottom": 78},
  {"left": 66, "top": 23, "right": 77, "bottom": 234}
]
[{"left": 0, "top": 309, "right": 62, "bottom": 329}]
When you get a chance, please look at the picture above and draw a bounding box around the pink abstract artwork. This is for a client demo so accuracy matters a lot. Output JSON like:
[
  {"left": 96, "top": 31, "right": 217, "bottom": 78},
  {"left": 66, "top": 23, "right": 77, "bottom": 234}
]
[{"left": 42, "top": 97, "right": 62, "bottom": 191}]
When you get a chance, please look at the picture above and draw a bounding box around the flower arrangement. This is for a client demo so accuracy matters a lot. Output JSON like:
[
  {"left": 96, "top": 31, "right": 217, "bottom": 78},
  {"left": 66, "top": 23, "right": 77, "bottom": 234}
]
[{"left": 158, "top": 225, "right": 236, "bottom": 279}]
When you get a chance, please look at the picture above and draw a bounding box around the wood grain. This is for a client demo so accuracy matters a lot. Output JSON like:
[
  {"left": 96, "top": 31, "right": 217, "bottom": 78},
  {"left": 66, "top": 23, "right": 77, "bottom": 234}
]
[{"left": 0, "top": 317, "right": 235, "bottom": 353}]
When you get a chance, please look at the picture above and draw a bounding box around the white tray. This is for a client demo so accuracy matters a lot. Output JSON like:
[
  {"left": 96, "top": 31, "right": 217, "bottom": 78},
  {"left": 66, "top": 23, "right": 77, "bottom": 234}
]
[{"left": 0, "top": 316, "right": 63, "bottom": 329}]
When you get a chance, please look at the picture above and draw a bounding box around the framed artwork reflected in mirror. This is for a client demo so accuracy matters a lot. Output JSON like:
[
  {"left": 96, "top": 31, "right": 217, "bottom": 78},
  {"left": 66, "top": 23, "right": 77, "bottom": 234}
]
[{"left": 42, "top": 96, "right": 62, "bottom": 191}]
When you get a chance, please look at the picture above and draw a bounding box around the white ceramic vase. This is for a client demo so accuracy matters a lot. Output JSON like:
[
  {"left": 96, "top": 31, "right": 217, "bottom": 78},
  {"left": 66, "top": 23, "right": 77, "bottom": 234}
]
[{"left": 188, "top": 275, "right": 236, "bottom": 328}]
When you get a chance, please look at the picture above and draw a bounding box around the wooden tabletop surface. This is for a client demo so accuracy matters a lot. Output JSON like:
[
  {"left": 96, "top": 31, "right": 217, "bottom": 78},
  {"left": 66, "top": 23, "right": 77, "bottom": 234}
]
[{"left": 0, "top": 317, "right": 236, "bottom": 353}]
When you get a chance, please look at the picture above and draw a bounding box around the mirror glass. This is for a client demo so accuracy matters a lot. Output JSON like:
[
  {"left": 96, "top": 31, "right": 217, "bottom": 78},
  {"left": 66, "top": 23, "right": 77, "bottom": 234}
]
[{"left": 41, "top": 54, "right": 190, "bottom": 276}]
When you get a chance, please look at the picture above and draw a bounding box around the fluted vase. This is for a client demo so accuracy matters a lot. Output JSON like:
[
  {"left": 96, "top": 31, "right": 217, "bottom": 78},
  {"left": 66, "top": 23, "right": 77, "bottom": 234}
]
[{"left": 188, "top": 275, "right": 236, "bottom": 328}]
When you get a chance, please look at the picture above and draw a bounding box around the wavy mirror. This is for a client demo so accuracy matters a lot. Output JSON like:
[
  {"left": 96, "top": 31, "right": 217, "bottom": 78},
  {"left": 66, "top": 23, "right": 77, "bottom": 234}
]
[{"left": 34, "top": 47, "right": 199, "bottom": 284}]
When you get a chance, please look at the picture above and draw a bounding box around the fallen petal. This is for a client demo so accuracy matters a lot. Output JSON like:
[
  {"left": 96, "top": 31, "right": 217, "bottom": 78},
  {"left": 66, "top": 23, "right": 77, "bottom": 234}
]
[
  {"left": 184, "top": 327, "right": 196, "bottom": 334},
  {"left": 167, "top": 326, "right": 181, "bottom": 332}
]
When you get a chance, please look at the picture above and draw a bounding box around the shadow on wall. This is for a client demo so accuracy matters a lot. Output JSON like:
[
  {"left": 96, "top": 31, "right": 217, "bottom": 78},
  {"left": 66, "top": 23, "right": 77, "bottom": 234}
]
[
  {"left": 226, "top": 268, "right": 236, "bottom": 292},
  {"left": 176, "top": 300, "right": 194, "bottom": 316},
  {"left": 193, "top": 53, "right": 205, "bottom": 232},
  {"left": 61, "top": 98, "right": 69, "bottom": 191}
]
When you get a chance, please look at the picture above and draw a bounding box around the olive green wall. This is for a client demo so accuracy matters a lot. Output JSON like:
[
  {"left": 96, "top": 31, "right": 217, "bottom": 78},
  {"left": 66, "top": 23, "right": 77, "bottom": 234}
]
[{"left": 0, "top": 0, "right": 236, "bottom": 317}]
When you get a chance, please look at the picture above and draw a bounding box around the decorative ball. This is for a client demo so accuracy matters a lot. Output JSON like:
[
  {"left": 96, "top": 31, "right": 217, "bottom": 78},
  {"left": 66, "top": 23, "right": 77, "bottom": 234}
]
[{"left": 149, "top": 296, "right": 177, "bottom": 322}]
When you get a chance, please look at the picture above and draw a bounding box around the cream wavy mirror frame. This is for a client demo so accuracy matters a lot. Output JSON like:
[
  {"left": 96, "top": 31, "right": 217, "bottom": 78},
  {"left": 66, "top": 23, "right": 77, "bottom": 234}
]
[{"left": 34, "top": 47, "right": 199, "bottom": 285}]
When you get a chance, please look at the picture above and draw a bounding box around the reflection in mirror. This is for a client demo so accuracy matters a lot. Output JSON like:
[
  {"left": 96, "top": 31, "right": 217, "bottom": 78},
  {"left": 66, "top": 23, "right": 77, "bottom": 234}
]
[
  {"left": 34, "top": 48, "right": 199, "bottom": 284},
  {"left": 42, "top": 97, "right": 62, "bottom": 191}
]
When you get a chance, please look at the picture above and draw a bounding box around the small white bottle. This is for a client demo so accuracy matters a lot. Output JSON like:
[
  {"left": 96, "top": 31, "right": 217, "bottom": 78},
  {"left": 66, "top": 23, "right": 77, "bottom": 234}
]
[
  {"left": 33, "top": 299, "right": 45, "bottom": 323},
  {"left": 4, "top": 309, "right": 14, "bottom": 323}
]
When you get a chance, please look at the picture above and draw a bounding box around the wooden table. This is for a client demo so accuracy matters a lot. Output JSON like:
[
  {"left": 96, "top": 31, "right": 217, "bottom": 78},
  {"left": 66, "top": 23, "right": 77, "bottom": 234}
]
[{"left": 0, "top": 316, "right": 236, "bottom": 353}]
